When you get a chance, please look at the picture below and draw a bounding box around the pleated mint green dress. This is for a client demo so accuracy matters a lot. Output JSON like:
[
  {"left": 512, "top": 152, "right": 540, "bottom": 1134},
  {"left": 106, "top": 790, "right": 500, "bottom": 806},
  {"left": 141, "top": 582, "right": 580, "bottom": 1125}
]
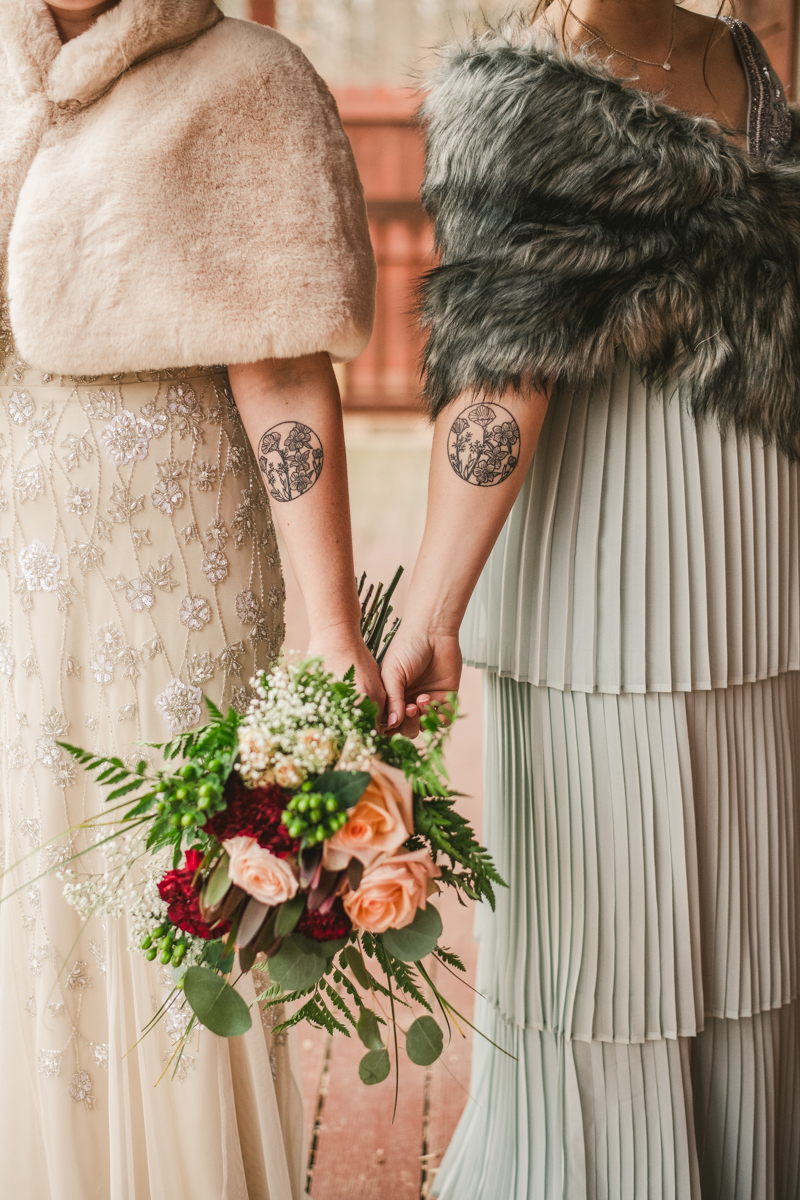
[{"left": 432, "top": 26, "right": 800, "bottom": 1190}]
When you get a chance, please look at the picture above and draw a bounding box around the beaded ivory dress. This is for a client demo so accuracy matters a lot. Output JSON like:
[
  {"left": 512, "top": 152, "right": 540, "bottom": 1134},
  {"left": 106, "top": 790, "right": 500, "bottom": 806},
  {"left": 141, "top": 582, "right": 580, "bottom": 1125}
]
[
  {"left": 0, "top": 308, "right": 306, "bottom": 1198},
  {"left": 436, "top": 21, "right": 800, "bottom": 1200}
]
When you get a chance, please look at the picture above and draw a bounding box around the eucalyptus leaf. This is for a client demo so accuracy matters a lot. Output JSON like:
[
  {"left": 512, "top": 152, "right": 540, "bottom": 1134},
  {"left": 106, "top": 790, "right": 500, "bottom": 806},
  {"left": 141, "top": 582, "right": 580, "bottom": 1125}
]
[
  {"left": 381, "top": 904, "right": 443, "bottom": 963},
  {"left": 356, "top": 1008, "right": 383, "bottom": 1051},
  {"left": 268, "top": 938, "right": 327, "bottom": 991},
  {"left": 358, "top": 1047, "right": 391, "bottom": 1086},
  {"left": 275, "top": 892, "right": 306, "bottom": 937},
  {"left": 344, "top": 944, "right": 371, "bottom": 989},
  {"left": 183, "top": 967, "right": 252, "bottom": 1037},
  {"left": 237, "top": 898, "right": 270, "bottom": 949},
  {"left": 405, "top": 1016, "right": 443, "bottom": 1066},
  {"left": 203, "top": 853, "right": 231, "bottom": 910},
  {"left": 311, "top": 770, "right": 370, "bottom": 809},
  {"left": 291, "top": 931, "right": 328, "bottom": 959}
]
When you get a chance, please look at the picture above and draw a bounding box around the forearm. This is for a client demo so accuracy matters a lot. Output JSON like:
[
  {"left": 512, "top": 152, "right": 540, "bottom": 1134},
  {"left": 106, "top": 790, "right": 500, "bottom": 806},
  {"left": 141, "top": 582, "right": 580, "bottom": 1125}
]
[
  {"left": 228, "top": 353, "right": 360, "bottom": 639},
  {"left": 404, "top": 385, "right": 551, "bottom": 634}
]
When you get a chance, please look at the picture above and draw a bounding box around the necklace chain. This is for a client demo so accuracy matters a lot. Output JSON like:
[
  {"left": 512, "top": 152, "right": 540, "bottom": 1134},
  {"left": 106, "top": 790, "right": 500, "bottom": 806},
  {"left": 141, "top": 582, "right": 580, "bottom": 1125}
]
[{"left": 570, "top": 4, "right": 678, "bottom": 72}]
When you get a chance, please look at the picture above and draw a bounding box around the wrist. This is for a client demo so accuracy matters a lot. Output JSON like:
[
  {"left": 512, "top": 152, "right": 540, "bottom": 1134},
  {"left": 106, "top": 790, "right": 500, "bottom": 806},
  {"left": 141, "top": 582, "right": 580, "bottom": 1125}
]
[
  {"left": 399, "top": 602, "right": 463, "bottom": 641},
  {"left": 307, "top": 615, "right": 364, "bottom": 645}
]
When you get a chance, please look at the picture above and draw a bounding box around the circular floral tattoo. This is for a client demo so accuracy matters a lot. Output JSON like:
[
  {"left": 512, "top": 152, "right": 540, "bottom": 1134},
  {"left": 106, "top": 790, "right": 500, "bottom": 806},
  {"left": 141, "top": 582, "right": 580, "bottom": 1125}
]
[
  {"left": 447, "top": 402, "right": 521, "bottom": 486},
  {"left": 258, "top": 421, "right": 324, "bottom": 503}
]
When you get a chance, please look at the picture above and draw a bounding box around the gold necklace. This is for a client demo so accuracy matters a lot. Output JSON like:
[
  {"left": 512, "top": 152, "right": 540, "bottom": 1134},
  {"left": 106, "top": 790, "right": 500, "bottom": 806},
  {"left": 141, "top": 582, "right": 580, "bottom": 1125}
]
[{"left": 570, "top": 5, "right": 678, "bottom": 72}]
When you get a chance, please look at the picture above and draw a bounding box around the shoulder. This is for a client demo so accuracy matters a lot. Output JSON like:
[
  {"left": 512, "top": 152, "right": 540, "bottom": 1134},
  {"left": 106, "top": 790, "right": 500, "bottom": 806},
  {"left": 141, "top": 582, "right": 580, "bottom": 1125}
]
[{"left": 167, "top": 17, "right": 338, "bottom": 121}]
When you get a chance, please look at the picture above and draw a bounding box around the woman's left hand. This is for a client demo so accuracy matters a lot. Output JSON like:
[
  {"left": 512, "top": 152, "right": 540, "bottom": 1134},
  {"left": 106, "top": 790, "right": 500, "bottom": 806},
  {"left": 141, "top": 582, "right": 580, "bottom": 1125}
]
[{"left": 306, "top": 622, "right": 386, "bottom": 716}]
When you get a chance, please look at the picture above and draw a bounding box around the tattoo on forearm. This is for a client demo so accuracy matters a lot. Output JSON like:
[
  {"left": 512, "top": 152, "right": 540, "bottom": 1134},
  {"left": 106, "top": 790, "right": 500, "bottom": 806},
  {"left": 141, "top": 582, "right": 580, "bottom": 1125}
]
[
  {"left": 258, "top": 421, "right": 324, "bottom": 502},
  {"left": 447, "top": 403, "right": 520, "bottom": 486}
]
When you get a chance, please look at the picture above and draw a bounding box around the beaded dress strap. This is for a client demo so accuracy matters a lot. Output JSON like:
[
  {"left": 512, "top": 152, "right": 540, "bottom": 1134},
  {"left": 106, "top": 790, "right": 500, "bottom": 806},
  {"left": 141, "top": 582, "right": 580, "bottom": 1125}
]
[{"left": 722, "top": 17, "right": 791, "bottom": 155}]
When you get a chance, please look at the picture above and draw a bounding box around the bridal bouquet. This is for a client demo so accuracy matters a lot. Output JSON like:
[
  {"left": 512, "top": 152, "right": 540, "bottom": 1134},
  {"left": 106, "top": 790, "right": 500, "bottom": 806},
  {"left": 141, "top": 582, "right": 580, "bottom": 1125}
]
[{"left": 56, "top": 574, "right": 503, "bottom": 1086}]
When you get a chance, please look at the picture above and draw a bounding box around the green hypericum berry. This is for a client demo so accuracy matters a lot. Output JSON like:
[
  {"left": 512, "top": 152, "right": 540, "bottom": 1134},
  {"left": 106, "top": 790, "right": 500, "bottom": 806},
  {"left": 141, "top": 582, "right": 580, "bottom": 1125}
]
[
  {"left": 141, "top": 935, "right": 152, "bottom": 950},
  {"left": 146, "top": 948, "right": 158, "bottom": 961},
  {"left": 208, "top": 759, "right": 222, "bottom": 773},
  {"left": 175, "top": 787, "right": 187, "bottom": 801},
  {"left": 158, "top": 949, "right": 172, "bottom": 965},
  {"left": 196, "top": 796, "right": 210, "bottom": 810},
  {"left": 171, "top": 945, "right": 186, "bottom": 967},
  {"left": 325, "top": 796, "right": 338, "bottom": 813}
]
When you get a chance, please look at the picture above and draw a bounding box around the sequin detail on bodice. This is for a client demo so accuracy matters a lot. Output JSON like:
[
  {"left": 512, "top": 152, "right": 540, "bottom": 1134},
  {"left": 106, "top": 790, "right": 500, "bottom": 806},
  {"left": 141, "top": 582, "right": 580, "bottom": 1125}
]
[{"left": 723, "top": 17, "right": 791, "bottom": 155}]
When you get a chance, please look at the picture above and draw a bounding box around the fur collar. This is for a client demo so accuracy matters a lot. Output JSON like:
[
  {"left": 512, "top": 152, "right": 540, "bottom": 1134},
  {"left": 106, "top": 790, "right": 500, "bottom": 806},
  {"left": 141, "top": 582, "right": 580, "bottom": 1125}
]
[
  {"left": 0, "top": 13, "right": 375, "bottom": 373},
  {"left": 0, "top": 0, "right": 221, "bottom": 103},
  {"left": 420, "top": 27, "right": 800, "bottom": 458}
]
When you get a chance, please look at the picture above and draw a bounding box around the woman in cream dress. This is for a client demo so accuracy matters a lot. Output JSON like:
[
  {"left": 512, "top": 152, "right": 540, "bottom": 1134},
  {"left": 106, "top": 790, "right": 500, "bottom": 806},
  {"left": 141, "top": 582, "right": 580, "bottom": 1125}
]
[
  {"left": 383, "top": 3, "right": 800, "bottom": 1197},
  {"left": 0, "top": 1, "right": 379, "bottom": 1197}
]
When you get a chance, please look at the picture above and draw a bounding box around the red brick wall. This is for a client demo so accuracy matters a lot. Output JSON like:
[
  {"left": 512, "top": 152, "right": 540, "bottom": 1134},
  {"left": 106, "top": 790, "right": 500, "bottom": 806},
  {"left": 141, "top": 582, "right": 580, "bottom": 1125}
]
[{"left": 333, "top": 90, "right": 432, "bottom": 410}]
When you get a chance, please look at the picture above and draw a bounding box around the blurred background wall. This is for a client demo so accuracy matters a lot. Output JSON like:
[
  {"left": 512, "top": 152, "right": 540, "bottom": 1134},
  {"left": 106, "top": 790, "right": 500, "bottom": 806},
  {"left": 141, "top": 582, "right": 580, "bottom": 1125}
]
[{"left": 220, "top": 0, "right": 794, "bottom": 415}]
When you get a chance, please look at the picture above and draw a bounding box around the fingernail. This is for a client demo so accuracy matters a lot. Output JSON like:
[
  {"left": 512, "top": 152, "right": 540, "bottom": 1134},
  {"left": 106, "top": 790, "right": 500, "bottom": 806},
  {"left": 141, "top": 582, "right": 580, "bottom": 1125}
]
[{"left": 388, "top": 713, "right": 398, "bottom": 729}]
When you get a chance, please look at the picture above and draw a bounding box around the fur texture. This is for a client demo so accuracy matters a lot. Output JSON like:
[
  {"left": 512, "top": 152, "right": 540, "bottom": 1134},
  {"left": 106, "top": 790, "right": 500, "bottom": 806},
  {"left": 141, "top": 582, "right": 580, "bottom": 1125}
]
[
  {"left": 421, "top": 28, "right": 800, "bottom": 458},
  {"left": 0, "top": 0, "right": 375, "bottom": 372}
]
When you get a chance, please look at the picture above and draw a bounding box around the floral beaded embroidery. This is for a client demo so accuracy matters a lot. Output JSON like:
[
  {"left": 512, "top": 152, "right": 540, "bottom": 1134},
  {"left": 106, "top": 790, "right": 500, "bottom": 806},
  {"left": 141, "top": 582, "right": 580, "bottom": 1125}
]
[{"left": 0, "top": 320, "right": 286, "bottom": 1109}]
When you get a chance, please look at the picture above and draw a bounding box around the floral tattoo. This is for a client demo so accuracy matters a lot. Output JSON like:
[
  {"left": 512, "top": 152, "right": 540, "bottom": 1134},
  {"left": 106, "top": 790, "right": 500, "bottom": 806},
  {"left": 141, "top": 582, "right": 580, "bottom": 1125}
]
[
  {"left": 258, "top": 421, "right": 324, "bottom": 502},
  {"left": 447, "top": 403, "right": 520, "bottom": 486}
]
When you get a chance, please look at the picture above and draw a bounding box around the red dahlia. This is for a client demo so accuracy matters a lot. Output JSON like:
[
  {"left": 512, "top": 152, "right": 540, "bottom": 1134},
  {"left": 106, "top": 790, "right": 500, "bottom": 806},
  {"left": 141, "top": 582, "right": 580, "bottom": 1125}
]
[
  {"left": 157, "top": 849, "right": 228, "bottom": 940},
  {"left": 204, "top": 776, "right": 300, "bottom": 858},
  {"left": 297, "top": 899, "right": 351, "bottom": 943}
]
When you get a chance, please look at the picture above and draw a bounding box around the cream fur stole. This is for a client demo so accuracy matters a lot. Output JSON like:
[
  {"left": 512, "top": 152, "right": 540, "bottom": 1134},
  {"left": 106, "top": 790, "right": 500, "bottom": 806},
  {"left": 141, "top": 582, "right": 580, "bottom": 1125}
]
[{"left": 0, "top": 0, "right": 376, "bottom": 373}]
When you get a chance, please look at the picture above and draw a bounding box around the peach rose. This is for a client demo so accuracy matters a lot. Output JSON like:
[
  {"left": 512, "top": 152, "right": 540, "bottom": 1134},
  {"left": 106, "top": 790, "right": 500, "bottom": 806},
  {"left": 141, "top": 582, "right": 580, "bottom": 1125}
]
[
  {"left": 342, "top": 848, "right": 440, "bottom": 933},
  {"left": 222, "top": 836, "right": 298, "bottom": 906},
  {"left": 322, "top": 759, "right": 414, "bottom": 872}
]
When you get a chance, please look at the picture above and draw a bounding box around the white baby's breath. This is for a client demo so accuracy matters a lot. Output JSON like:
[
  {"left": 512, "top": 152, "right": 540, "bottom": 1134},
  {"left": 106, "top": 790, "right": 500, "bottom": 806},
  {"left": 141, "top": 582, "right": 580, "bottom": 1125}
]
[{"left": 236, "top": 658, "right": 376, "bottom": 788}]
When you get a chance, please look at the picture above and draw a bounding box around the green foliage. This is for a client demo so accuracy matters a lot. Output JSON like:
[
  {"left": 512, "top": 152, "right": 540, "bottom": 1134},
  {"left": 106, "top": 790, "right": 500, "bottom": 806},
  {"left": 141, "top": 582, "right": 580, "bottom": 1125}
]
[
  {"left": 358, "top": 566, "right": 403, "bottom": 664},
  {"left": 381, "top": 905, "right": 443, "bottom": 963},
  {"left": 405, "top": 1016, "right": 444, "bottom": 1066},
  {"left": 268, "top": 938, "right": 327, "bottom": 991},
  {"left": 414, "top": 790, "right": 506, "bottom": 910},
  {"left": 359, "top": 1047, "right": 391, "bottom": 1085},
  {"left": 433, "top": 945, "right": 466, "bottom": 972},
  {"left": 203, "top": 854, "right": 231, "bottom": 910},
  {"left": 183, "top": 966, "right": 252, "bottom": 1037},
  {"left": 274, "top": 893, "right": 306, "bottom": 937},
  {"left": 356, "top": 1007, "right": 384, "bottom": 1050},
  {"left": 59, "top": 700, "right": 241, "bottom": 857}
]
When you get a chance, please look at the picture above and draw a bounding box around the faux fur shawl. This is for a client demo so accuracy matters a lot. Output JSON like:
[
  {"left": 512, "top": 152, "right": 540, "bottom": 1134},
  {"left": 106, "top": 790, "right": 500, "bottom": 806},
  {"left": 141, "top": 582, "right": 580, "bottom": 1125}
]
[
  {"left": 420, "top": 29, "right": 800, "bottom": 458},
  {"left": 0, "top": 0, "right": 375, "bottom": 373}
]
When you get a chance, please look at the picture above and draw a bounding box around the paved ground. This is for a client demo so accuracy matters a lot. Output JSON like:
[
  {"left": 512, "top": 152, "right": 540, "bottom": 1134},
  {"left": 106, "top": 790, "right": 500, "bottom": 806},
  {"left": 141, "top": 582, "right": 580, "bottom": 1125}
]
[{"left": 276, "top": 412, "right": 484, "bottom": 1199}]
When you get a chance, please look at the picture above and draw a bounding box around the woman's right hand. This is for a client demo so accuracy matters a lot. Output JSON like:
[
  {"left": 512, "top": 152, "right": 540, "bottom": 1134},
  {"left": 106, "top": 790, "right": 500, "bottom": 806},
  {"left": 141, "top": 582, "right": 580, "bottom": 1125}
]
[{"left": 380, "top": 625, "right": 462, "bottom": 737}]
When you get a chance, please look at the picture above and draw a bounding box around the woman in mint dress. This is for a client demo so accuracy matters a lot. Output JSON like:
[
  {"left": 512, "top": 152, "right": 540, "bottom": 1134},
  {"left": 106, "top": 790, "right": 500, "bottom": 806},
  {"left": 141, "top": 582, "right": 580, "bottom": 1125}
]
[{"left": 382, "top": 4, "right": 800, "bottom": 1196}]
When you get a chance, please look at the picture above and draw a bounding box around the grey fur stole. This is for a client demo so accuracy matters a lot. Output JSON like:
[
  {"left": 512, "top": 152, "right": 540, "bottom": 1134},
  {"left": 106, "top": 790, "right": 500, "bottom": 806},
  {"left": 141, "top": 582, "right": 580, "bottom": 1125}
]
[{"left": 420, "top": 31, "right": 800, "bottom": 458}]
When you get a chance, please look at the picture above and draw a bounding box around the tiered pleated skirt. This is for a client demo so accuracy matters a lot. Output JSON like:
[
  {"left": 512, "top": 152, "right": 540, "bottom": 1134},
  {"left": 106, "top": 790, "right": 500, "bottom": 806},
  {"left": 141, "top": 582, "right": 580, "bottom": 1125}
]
[{"left": 437, "top": 361, "right": 800, "bottom": 1199}]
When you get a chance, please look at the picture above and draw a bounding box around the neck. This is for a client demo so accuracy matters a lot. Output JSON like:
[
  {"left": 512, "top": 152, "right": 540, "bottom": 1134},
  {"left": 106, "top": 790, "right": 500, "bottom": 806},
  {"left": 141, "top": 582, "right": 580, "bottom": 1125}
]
[
  {"left": 562, "top": 0, "right": 676, "bottom": 53},
  {"left": 46, "top": 1, "right": 121, "bottom": 43}
]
